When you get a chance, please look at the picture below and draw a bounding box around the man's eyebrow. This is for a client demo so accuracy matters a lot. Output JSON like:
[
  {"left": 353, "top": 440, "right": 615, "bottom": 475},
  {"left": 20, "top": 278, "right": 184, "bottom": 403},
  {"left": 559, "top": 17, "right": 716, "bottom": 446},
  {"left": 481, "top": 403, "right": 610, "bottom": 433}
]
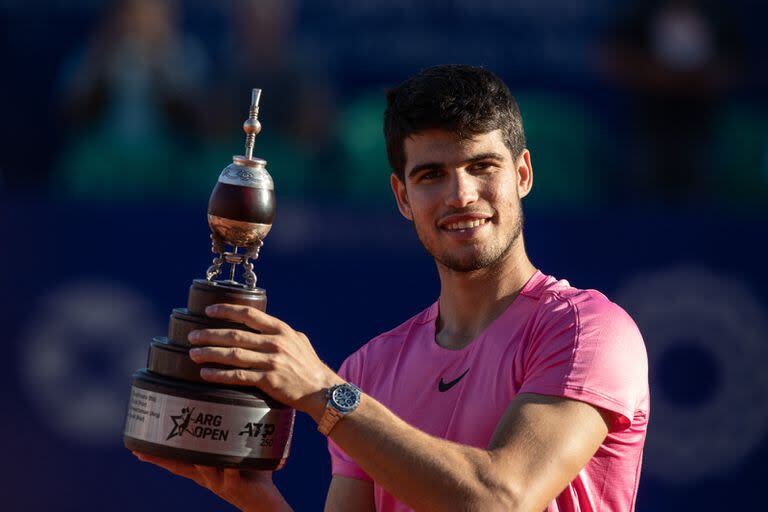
[
  {"left": 407, "top": 152, "right": 506, "bottom": 178},
  {"left": 464, "top": 152, "right": 506, "bottom": 164}
]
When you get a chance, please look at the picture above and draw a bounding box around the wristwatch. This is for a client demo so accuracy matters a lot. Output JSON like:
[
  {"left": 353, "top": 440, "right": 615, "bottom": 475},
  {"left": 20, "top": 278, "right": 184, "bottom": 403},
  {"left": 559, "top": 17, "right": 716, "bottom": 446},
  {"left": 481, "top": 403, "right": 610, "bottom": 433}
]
[{"left": 317, "top": 382, "right": 362, "bottom": 436}]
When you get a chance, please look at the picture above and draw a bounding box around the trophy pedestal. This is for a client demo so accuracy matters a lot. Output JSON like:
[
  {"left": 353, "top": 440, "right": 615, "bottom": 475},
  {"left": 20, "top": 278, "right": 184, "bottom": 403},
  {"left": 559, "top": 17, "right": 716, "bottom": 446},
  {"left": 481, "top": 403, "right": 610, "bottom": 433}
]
[{"left": 124, "top": 279, "right": 295, "bottom": 470}]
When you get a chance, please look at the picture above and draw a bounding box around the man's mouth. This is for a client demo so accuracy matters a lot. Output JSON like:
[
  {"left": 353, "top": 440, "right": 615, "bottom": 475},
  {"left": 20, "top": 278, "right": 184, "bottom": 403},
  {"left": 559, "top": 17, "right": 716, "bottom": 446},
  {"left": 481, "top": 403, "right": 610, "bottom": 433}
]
[
  {"left": 442, "top": 218, "right": 489, "bottom": 231},
  {"left": 438, "top": 211, "right": 493, "bottom": 232}
]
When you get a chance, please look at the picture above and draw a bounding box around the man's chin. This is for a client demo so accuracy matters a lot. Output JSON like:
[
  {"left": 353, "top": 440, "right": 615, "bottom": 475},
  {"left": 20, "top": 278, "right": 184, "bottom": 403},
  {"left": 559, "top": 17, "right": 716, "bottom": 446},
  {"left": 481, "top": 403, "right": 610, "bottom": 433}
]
[
  {"left": 432, "top": 235, "right": 519, "bottom": 273},
  {"left": 435, "top": 252, "right": 496, "bottom": 273}
]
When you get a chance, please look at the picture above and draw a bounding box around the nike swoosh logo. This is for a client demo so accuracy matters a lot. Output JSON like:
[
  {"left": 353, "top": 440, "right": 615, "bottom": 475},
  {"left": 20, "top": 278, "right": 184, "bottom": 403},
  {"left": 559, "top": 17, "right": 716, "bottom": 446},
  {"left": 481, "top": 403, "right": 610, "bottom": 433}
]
[{"left": 438, "top": 368, "right": 470, "bottom": 392}]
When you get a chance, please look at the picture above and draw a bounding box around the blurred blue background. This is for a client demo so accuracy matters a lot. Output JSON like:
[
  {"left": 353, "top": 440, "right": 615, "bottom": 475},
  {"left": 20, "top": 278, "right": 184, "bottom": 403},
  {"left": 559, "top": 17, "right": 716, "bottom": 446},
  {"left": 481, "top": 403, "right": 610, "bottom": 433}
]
[{"left": 1, "top": 0, "right": 767, "bottom": 510}]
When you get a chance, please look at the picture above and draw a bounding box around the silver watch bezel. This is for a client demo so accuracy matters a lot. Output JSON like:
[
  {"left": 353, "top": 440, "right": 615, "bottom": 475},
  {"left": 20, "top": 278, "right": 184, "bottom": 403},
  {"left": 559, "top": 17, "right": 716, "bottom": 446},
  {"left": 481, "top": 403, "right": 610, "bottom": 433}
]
[{"left": 328, "top": 383, "right": 361, "bottom": 414}]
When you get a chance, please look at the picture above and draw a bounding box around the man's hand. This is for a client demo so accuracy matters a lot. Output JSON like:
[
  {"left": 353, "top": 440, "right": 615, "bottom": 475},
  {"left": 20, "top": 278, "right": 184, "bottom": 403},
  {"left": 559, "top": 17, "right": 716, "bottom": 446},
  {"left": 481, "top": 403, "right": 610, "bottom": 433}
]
[
  {"left": 132, "top": 452, "right": 292, "bottom": 512},
  {"left": 188, "top": 304, "right": 344, "bottom": 420}
]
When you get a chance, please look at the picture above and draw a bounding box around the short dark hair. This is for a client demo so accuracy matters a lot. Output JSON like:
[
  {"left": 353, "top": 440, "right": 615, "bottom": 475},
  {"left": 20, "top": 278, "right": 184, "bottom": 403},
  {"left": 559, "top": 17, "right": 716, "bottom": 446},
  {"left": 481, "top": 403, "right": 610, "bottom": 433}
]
[{"left": 384, "top": 64, "right": 526, "bottom": 180}]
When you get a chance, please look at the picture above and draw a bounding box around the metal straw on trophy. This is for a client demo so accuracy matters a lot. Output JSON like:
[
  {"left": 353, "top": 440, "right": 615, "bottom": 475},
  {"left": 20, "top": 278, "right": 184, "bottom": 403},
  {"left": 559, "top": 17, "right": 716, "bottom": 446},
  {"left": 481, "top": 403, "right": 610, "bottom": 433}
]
[{"left": 124, "top": 89, "right": 295, "bottom": 470}]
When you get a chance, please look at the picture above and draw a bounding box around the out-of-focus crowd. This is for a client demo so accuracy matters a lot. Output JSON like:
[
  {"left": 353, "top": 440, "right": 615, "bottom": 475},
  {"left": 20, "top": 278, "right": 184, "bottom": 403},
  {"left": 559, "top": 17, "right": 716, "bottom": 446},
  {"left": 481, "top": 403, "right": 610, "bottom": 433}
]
[
  {"left": 3, "top": 0, "right": 767, "bottom": 210},
  {"left": 52, "top": 0, "right": 340, "bottom": 202}
]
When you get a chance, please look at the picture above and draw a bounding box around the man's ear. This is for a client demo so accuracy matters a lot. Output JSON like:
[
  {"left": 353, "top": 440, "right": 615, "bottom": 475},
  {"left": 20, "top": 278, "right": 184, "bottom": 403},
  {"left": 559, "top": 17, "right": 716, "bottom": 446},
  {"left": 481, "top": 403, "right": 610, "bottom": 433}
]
[
  {"left": 517, "top": 149, "right": 534, "bottom": 199},
  {"left": 390, "top": 173, "right": 413, "bottom": 221}
]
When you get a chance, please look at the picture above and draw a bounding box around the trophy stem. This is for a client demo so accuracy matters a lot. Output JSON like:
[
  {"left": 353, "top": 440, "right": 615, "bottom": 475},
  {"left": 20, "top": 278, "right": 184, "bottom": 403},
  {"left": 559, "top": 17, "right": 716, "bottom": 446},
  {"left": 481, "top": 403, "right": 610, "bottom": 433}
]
[
  {"left": 229, "top": 246, "right": 239, "bottom": 282},
  {"left": 206, "top": 235, "right": 263, "bottom": 289}
]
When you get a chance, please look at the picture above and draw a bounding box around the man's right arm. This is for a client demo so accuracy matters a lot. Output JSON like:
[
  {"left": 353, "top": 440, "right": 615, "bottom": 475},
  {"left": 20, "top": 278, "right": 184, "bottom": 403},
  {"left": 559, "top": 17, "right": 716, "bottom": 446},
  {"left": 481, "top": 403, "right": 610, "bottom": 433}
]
[{"left": 325, "top": 476, "right": 375, "bottom": 512}]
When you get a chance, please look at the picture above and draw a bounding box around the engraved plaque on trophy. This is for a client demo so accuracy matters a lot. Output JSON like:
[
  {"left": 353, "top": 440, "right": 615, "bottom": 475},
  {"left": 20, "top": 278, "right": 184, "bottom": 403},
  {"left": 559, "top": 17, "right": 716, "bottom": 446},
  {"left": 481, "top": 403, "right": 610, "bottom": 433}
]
[{"left": 123, "top": 90, "right": 295, "bottom": 470}]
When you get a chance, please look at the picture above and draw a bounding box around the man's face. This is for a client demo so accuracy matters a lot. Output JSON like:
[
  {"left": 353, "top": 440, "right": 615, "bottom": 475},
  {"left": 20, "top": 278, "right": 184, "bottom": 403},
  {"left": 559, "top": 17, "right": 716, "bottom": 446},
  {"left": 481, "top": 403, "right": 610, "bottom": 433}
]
[{"left": 391, "top": 129, "right": 532, "bottom": 273}]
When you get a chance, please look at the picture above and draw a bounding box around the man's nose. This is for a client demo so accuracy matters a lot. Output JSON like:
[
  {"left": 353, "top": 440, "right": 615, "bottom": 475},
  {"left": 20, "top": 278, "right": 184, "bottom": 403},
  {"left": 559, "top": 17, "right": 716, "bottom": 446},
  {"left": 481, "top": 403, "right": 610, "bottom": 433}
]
[{"left": 445, "top": 171, "right": 479, "bottom": 208}]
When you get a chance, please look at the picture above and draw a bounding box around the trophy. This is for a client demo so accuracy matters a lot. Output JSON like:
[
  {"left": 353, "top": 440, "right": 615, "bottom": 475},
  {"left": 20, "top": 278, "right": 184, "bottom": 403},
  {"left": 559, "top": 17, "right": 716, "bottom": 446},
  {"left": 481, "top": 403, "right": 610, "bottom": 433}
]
[{"left": 124, "top": 89, "right": 295, "bottom": 470}]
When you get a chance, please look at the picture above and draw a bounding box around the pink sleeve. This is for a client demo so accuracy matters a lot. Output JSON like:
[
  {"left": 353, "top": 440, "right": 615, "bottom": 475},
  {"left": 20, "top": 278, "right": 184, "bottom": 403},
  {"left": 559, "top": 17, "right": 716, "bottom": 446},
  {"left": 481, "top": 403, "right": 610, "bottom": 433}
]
[
  {"left": 518, "top": 293, "right": 648, "bottom": 431},
  {"left": 327, "top": 352, "right": 373, "bottom": 482}
]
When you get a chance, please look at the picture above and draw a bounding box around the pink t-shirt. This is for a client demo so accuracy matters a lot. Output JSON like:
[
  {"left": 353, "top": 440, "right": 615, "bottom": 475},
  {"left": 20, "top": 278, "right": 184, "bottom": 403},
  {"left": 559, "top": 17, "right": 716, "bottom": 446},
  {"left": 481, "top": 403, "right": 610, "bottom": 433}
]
[{"left": 328, "top": 271, "right": 649, "bottom": 511}]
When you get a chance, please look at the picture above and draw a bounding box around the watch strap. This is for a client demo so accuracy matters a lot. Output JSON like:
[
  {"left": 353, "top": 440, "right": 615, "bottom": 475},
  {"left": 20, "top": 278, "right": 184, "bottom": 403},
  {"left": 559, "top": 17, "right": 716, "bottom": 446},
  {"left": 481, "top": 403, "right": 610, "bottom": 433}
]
[{"left": 318, "top": 404, "right": 345, "bottom": 436}]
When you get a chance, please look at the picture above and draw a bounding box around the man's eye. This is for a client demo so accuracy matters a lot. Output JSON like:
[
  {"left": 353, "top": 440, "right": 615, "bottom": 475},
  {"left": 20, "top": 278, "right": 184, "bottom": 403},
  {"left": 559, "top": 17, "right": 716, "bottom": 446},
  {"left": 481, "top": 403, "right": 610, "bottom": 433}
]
[
  {"left": 421, "top": 170, "right": 442, "bottom": 180},
  {"left": 469, "top": 162, "right": 493, "bottom": 172}
]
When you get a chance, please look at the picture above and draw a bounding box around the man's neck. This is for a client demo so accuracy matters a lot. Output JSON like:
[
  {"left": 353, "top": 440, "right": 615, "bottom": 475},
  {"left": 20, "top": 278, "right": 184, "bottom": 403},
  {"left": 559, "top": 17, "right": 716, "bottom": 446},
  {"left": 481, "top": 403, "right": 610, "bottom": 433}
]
[{"left": 434, "top": 243, "right": 536, "bottom": 351}]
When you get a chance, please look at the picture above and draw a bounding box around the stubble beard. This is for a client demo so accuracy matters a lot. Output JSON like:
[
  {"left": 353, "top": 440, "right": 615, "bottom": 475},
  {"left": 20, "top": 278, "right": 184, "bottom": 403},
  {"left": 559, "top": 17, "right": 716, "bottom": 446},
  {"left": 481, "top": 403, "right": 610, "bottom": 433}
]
[{"left": 414, "top": 204, "right": 524, "bottom": 273}]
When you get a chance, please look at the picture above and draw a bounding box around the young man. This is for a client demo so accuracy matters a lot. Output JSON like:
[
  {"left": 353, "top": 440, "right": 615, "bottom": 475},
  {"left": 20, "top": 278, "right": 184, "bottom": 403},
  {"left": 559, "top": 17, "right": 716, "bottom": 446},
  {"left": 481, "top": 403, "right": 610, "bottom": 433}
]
[{"left": 137, "top": 65, "right": 649, "bottom": 511}]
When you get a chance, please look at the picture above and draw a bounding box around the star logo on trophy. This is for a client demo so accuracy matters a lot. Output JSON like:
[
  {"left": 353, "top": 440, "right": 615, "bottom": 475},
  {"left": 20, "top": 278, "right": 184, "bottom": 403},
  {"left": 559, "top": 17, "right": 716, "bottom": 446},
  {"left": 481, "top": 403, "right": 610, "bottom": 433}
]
[{"left": 166, "top": 407, "right": 195, "bottom": 440}]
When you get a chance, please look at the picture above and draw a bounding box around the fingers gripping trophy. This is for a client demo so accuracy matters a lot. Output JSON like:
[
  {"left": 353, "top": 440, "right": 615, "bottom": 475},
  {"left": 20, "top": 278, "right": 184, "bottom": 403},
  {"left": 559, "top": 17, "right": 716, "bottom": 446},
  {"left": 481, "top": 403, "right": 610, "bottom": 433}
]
[{"left": 123, "top": 90, "right": 295, "bottom": 470}]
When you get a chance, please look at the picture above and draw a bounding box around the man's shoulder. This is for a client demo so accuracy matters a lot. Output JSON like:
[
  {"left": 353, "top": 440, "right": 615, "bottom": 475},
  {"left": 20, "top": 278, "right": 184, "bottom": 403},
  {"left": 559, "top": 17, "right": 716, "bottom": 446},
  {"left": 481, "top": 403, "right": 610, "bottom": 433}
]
[
  {"left": 520, "top": 273, "right": 644, "bottom": 356},
  {"left": 519, "top": 273, "right": 649, "bottom": 426},
  {"left": 525, "top": 273, "right": 635, "bottom": 327}
]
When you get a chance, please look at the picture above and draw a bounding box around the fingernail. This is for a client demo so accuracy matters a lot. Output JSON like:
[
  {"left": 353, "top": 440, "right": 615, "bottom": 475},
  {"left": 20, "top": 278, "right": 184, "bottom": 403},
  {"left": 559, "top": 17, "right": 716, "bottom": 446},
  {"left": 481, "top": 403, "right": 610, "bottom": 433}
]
[
  {"left": 200, "top": 368, "right": 213, "bottom": 378},
  {"left": 189, "top": 348, "right": 202, "bottom": 358},
  {"left": 205, "top": 305, "right": 219, "bottom": 315},
  {"left": 188, "top": 330, "right": 200, "bottom": 343}
]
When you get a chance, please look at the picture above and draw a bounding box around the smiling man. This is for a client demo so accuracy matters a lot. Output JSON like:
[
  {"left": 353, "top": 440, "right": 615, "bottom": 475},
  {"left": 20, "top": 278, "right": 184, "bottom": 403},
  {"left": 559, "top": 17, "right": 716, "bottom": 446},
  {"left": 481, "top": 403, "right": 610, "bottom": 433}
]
[{"left": 137, "top": 65, "right": 649, "bottom": 512}]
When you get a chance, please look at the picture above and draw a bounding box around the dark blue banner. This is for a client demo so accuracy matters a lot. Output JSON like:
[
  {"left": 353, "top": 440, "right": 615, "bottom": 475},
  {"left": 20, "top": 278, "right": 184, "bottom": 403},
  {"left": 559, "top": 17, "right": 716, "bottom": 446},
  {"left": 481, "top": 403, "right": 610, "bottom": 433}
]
[{"left": 1, "top": 198, "right": 766, "bottom": 510}]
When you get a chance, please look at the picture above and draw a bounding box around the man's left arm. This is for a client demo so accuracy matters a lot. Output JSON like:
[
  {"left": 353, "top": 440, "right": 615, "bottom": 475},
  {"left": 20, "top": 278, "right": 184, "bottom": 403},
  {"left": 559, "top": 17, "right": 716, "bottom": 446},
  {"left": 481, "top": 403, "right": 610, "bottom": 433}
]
[{"left": 190, "top": 304, "right": 610, "bottom": 512}]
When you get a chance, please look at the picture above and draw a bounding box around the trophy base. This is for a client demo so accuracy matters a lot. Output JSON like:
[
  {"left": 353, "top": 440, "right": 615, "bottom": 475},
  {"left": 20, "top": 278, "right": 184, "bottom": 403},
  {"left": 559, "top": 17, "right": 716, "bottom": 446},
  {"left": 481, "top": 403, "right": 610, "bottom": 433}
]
[
  {"left": 125, "top": 438, "right": 288, "bottom": 470},
  {"left": 124, "top": 278, "right": 294, "bottom": 470},
  {"left": 125, "top": 370, "right": 294, "bottom": 470}
]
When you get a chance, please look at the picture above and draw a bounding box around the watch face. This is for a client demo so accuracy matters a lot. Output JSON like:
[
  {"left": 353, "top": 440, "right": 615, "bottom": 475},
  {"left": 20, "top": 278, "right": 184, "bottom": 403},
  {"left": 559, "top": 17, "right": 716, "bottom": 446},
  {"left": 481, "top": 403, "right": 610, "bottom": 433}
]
[{"left": 331, "top": 384, "right": 361, "bottom": 413}]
